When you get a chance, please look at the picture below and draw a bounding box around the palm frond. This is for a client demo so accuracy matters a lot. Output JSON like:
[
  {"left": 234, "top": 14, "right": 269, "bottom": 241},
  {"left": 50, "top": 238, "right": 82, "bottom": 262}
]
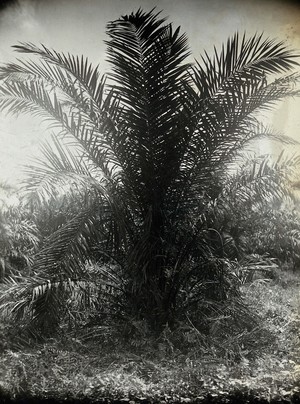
[
  {"left": 31, "top": 199, "right": 110, "bottom": 278},
  {"left": 0, "top": 271, "right": 123, "bottom": 335},
  {"left": 0, "top": 79, "right": 122, "bottom": 181},
  {"left": 220, "top": 151, "right": 300, "bottom": 209},
  {"left": 172, "top": 73, "right": 300, "bottom": 216},
  {"left": 21, "top": 135, "right": 108, "bottom": 204},
  {"left": 105, "top": 9, "right": 193, "bottom": 204},
  {"left": 7, "top": 42, "right": 107, "bottom": 113},
  {"left": 193, "top": 32, "right": 299, "bottom": 99}
]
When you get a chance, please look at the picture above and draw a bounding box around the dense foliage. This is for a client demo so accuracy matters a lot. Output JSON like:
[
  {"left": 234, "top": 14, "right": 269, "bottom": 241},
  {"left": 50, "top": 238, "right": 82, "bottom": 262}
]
[{"left": 0, "top": 9, "right": 299, "bottom": 338}]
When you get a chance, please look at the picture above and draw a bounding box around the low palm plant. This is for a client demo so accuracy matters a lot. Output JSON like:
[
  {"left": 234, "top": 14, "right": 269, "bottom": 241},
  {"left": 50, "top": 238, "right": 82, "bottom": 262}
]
[
  {"left": 214, "top": 151, "right": 300, "bottom": 259},
  {"left": 0, "top": 9, "right": 299, "bottom": 335},
  {"left": 0, "top": 184, "right": 40, "bottom": 280}
]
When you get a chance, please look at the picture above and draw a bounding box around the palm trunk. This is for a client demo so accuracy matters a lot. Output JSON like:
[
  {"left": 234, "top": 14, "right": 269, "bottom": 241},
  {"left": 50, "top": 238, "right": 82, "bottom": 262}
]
[{"left": 127, "top": 205, "right": 177, "bottom": 333}]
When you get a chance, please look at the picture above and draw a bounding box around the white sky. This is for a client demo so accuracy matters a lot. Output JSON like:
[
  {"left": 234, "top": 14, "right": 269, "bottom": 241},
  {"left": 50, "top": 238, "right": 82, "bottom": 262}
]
[{"left": 0, "top": 0, "right": 300, "bottom": 187}]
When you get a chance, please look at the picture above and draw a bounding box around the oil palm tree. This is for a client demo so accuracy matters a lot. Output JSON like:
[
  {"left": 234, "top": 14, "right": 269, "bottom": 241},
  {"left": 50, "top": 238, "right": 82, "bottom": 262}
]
[{"left": 0, "top": 9, "right": 299, "bottom": 334}]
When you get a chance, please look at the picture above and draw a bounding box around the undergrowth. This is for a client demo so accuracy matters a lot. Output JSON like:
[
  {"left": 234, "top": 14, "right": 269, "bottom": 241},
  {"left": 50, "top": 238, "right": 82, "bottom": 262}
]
[{"left": 1, "top": 269, "right": 300, "bottom": 402}]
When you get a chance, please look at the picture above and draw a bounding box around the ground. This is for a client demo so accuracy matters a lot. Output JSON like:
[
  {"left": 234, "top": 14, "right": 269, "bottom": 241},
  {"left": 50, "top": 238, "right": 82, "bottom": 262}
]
[{"left": 0, "top": 270, "right": 300, "bottom": 403}]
